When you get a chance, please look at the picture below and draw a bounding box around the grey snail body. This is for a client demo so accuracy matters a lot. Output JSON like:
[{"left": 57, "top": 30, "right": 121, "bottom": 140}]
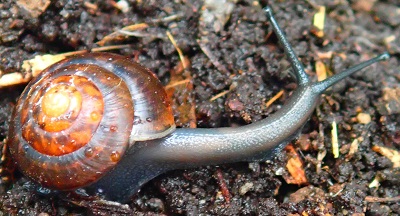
[{"left": 7, "top": 6, "right": 390, "bottom": 203}]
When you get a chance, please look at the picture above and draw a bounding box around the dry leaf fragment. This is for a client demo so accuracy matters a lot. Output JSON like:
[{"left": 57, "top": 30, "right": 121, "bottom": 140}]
[
  {"left": 377, "top": 88, "right": 400, "bottom": 115},
  {"left": 200, "top": 0, "right": 236, "bottom": 33},
  {"left": 312, "top": 6, "right": 326, "bottom": 38},
  {"left": 22, "top": 54, "right": 68, "bottom": 77},
  {"left": 284, "top": 145, "right": 308, "bottom": 185},
  {"left": 0, "top": 72, "right": 30, "bottom": 87},
  {"left": 16, "top": 0, "right": 50, "bottom": 18},
  {"left": 315, "top": 60, "right": 327, "bottom": 81},
  {"left": 372, "top": 145, "right": 400, "bottom": 168}
]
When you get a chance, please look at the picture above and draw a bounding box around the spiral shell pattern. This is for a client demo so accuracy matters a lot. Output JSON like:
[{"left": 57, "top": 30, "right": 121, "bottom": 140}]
[{"left": 8, "top": 53, "right": 175, "bottom": 190}]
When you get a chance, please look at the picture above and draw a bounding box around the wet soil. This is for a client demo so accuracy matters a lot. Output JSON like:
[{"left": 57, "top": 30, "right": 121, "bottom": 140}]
[{"left": 0, "top": 0, "right": 399, "bottom": 215}]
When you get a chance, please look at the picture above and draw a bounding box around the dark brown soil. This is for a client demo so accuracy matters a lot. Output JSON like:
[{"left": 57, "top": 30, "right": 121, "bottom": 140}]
[{"left": 0, "top": 0, "right": 399, "bottom": 215}]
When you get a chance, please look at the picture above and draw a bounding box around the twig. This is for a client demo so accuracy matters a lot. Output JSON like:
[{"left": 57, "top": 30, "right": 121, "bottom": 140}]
[
  {"left": 165, "top": 79, "right": 191, "bottom": 90},
  {"left": 209, "top": 90, "right": 230, "bottom": 102},
  {"left": 215, "top": 169, "right": 231, "bottom": 203},
  {"left": 166, "top": 31, "right": 189, "bottom": 70},
  {"left": 365, "top": 196, "right": 400, "bottom": 203},
  {"left": 97, "top": 23, "right": 149, "bottom": 46},
  {"left": 197, "top": 40, "right": 230, "bottom": 74},
  {"left": 151, "top": 13, "right": 184, "bottom": 23},
  {"left": 266, "top": 90, "right": 285, "bottom": 108},
  {"left": 91, "top": 44, "right": 131, "bottom": 52},
  {"left": 331, "top": 120, "right": 339, "bottom": 158}
]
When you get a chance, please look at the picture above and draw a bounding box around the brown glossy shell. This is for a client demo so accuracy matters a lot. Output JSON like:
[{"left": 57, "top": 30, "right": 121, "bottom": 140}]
[{"left": 7, "top": 53, "right": 175, "bottom": 190}]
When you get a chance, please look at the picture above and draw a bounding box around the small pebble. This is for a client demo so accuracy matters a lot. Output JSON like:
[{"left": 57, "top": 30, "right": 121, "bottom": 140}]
[
  {"left": 239, "top": 182, "right": 254, "bottom": 195},
  {"left": 357, "top": 113, "right": 371, "bottom": 124}
]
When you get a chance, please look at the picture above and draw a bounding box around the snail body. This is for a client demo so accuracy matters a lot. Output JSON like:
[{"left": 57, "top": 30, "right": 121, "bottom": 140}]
[{"left": 7, "top": 7, "right": 390, "bottom": 202}]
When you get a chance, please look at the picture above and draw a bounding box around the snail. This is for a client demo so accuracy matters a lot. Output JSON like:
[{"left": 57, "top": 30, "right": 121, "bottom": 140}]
[{"left": 7, "top": 7, "right": 390, "bottom": 203}]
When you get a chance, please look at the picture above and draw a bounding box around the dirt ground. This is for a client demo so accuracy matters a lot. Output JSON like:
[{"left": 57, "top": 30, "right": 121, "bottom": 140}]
[{"left": 0, "top": 0, "right": 399, "bottom": 215}]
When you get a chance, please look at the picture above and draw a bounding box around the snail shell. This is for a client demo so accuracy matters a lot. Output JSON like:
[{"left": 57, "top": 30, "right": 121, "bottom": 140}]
[{"left": 7, "top": 53, "right": 175, "bottom": 190}]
